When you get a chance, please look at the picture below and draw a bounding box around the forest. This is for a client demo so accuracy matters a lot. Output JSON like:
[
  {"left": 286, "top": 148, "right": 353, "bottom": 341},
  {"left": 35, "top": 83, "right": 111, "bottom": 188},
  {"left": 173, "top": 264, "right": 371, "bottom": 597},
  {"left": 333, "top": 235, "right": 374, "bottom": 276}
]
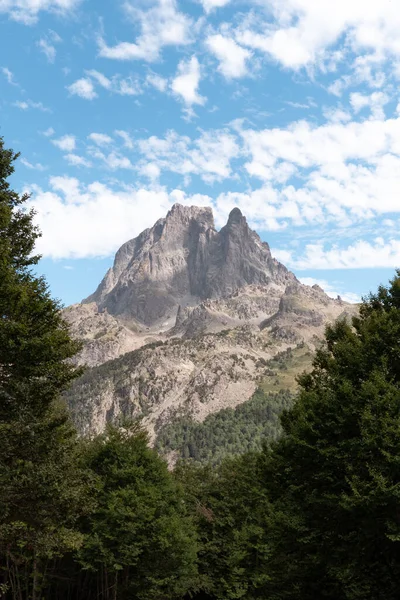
[{"left": 1, "top": 135, "right": 400, "bottom": 599}]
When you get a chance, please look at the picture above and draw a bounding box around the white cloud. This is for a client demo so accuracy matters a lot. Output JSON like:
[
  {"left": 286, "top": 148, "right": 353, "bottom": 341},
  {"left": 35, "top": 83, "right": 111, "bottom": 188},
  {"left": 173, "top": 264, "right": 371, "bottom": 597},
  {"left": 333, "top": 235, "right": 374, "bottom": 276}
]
[
  {"left": 171, "top": 56, "right": 205, "bottom": 106},
  {"left": 67, "top": 78, "right": 97, "bottom": 100},
  {"left": 235, "top": 116, "right": 400, "bottom": 227},
  {"left": 85, "top": 69, "right": 111, "bottom": 89},
  {"left": 350, "top": 91, "right": 389, "bottom": 120},
  {"left": 0, "top": 0, "right": 81, "bottom": 25},
  {"left": 88, "top": 133, "right": 113, "bottom": 146},
  {"left": 137, "top": 128, "right": 239, "bottom": 182},
  {"left": 14, "top": 99, "right": 50, "bottom": 111},
  {"left": 139, "top": 162, "right": 161, "bottom": 180},
  {"left": 116, "top": 76, "right": 142, "bottom": 96},
  {"left": 275, "top": 238, "right": 400, "bottom": 270},
  {"left": 199, "top": 0, "right": 231, "bottom": 12},
  {"left": 236, "top": 0, "right": 400, "bottom": 71},
  {"left": 98, "top": 0, "right": 192, "bottom": 62},
  {"left": 52, "top": 134, "right": 76, "bottom": 152},
  {"left": 65, "top": 153, "right": 92, "bottom": 167},
  {"left": 206, "top": 34, "right": 252, "bottom": 79},
  {"left": 322, "top": 106, "right": 352, "bottom": 123},
  {"left": 299, "top": 277, "right": 360, "bottom": 303},
  {"left": 81, "top": 70, "right": 142, "bottom": 97},
  {"left": 14, "top": 101, "right": 29, "bottom": 110},
  {"left": 20, "top": 157, "right": 46, "bottom": 171},
  {"left": 87, "top": 149, "right": 134, "bottom": 170},
  {"left": 37, "top": 39, "right": 55, "bottom": 62},
  {"left": 146, "top": 72, "right": 168, "bottom": 92},
  {"left": 41, "top": 127, "right": 55, "bottom": 136},
  {"left": 1, "top": 66, "right": 16, "bottom": 84},
  {"left": 115, "top": 130, "right": 134, "bottom": 149},
  {"left": 37, "top": 31, "right": 61, "bottom": 62},
  {"left": 27, "top": 177, "right": 212, "bottom": 259}
]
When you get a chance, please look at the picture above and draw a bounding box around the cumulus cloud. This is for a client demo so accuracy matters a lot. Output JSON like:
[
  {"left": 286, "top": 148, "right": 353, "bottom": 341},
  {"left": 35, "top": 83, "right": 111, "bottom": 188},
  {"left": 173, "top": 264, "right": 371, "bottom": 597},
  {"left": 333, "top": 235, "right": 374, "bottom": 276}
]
[
  {"left": 206, "top": 34, "right": 253, "bottom": 79},
  {"left": 0, "top": 0, "right": 81, "bottom": 25},
  {"left": 236, "top": 0, "right": 400, "bottom": 71},
  {"left": 69, "top": 70, "right": 142, "bottom": 98},
  {"left": 171, "top": 56, "right": 205, "bottom": 107},
  {"left": 67, "top": 78, "right": 97, "bottom": 100},
  {"left": 52, "top": 134, "right": 76, "bottom": 152},
  {"left": 199, "top": 0, "right": 231, "bottom": 12},
  {"left": 275, "top": 238, "right": 400, "bottom": 270},
  {"left": 98, "top": 0, "right": 192, "bottom": 62},
  {"left": 65, "top": 154, "right": 92, "bottom": 167},
  {"left": 87, "top": 149, "right": 134, "bottom": 170},
  {"left": 114, "top": 130, "right": 134, "bottom": 149},
  {"left": 88, "top": 133, "right": 113, "bottom": 146},
  {"left": 27, "top": 177, "right": 213, "bottom": 258},
  {"left": 137, "top": 128, "right": 239, "bottom": 183},
  {"left": 350, "top": 91, "right": 389, "bottom": 120},
  {"left": 235, "top": 116, "right": 400, "bottom": 227}
]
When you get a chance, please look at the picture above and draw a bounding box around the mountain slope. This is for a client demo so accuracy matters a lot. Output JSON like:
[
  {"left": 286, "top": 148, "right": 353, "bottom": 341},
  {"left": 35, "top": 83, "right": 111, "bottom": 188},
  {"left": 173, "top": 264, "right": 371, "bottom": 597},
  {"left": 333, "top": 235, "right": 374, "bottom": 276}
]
[{"left": 64, "top": 204, "right": 358, "bottom": 442}]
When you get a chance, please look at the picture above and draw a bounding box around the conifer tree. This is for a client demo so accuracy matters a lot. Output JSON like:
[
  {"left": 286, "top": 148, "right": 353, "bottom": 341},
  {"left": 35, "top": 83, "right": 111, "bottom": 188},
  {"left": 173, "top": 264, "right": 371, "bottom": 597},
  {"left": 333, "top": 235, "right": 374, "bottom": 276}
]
[
  {"left": 0, "top": 138, "right": 90, "bottom": 599},
  {"left": 263, "top": 272, "right": 400, "bottom": 600}
]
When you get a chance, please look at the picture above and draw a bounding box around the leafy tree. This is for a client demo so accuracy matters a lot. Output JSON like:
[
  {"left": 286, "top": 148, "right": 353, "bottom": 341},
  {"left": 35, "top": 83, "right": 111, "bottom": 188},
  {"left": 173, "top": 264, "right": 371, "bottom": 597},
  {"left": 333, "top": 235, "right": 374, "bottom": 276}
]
[
  {"left": 261, "top": 272, "right": 400, "bottom": 599},
  {"left": 75, "top": 423, "right": 198, "bottom": 600},
  {"left": 0, "top": 138, "right": 90, "bottom": 599},
  {"left": 176, "top": 454, "right": 272, "bottom": 600}
]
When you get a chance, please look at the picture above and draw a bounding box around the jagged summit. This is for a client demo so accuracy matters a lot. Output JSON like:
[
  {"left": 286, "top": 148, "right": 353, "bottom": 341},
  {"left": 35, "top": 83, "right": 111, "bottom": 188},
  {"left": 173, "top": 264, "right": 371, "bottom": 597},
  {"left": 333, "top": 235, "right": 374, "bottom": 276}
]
[
  {"left": 84, "top": 203, "right": 296, "bottom": 327},
  {"left": 65, "top": 204, "right": 358, "bottom": 440}
]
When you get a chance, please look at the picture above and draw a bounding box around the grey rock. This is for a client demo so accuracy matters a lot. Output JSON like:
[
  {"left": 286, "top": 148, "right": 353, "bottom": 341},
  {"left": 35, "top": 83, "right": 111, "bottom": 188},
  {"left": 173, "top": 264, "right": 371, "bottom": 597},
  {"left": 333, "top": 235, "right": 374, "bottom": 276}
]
[{"left": 84, "top": 204, "right": 296, "bottom": 327}]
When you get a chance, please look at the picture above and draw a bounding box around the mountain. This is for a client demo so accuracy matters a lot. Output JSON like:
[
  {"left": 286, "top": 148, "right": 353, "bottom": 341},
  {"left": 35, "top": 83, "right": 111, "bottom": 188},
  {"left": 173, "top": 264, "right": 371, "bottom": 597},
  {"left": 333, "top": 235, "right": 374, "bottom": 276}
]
[
  {"left": 64, "top": 204, "right": 357, "bottom": 456},
  {"left": 84, "top": 203, "right": 295, "bottom": 328}
]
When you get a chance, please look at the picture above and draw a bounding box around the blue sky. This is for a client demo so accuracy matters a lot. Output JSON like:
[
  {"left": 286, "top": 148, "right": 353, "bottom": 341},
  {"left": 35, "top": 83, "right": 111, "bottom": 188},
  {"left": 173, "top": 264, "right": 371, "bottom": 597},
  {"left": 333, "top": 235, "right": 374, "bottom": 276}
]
[{"left": 1, "top": 0, "right": 399, "bottom": 306}]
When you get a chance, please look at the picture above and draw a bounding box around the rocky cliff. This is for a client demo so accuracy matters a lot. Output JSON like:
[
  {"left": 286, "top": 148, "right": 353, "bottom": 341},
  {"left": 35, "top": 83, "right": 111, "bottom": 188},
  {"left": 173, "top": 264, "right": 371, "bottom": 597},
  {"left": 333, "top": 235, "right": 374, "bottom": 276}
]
[
  {"left": 64, "top": 204, "right": 358, "bottom": 443},
  {"left": 83, "top": 204, "right": 296, "bottom": 328}
]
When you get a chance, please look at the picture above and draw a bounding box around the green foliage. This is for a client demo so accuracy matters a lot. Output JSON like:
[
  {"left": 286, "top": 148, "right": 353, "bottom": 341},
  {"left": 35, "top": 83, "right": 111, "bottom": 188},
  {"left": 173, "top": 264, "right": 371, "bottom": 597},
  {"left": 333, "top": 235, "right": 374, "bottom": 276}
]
[
  {"left": 156, "top": 389, "right": 293, "bottom": 465},
  {"left": 72, "top": 422, "right": 198, "bottom": 600},
  {"left": 260, "top": 271, "right": 400, "bottom": 599},
  {"left": 0, "top": 138, "right": 90, "bottom": 599},
  {"left": 175, "top": 454, "right": 272, "bottom": 600}
]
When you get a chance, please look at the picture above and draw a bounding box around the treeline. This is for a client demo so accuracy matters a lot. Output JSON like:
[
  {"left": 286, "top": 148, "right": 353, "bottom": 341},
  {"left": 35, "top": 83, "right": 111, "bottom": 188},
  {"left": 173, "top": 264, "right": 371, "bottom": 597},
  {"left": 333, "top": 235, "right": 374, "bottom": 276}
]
[
  {"left": 156, "top": 388, "right": 293, "bottom": 464},
  {"left": 2, "top": 137, "right": 400, "bottom": 599}
]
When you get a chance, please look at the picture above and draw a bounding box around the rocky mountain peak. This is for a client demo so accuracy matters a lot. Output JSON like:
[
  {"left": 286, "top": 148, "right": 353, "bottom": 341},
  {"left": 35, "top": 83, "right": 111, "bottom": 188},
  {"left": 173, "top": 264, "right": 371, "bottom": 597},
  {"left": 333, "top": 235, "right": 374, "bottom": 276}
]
[
  {"left": 84, "top": 204, "right": 296, "bottom": 327},
  {"left": 165, "top": 203, "right": 215, "bottom": 229},
  {"left": 226, "top": 206, "right": 244, "bottom": 225}
]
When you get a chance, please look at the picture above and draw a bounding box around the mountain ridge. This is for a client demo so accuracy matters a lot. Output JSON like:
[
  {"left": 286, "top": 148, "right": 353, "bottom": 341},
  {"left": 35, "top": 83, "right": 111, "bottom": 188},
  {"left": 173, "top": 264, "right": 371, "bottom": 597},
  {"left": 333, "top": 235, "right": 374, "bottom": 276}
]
[{"left": 64, "top": 204, "right": 358, "bottom": 447}]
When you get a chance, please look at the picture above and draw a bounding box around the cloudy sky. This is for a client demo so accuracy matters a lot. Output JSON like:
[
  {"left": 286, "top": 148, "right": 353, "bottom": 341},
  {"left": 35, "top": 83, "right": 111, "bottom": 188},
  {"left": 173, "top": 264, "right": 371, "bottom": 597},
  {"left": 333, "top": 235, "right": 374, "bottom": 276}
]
[{"left": 1, "top": 0, "right": 399, "bottom": 305}]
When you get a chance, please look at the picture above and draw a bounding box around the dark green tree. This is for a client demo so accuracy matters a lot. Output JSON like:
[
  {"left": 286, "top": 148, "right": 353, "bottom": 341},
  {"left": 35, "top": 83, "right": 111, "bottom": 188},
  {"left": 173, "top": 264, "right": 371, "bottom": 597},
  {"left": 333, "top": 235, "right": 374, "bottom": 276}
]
[
  {"left": 176, "top": 454, "right": 272, "bottom": 600},
  {"left": 262, "top": 272, "right": 400, "bottom": 600},
  {"left": 0, "top": 138, "right": 90, "bottom": 599},
  {"left": 75, "top": 423, "right": 198, "bottom": 600}
]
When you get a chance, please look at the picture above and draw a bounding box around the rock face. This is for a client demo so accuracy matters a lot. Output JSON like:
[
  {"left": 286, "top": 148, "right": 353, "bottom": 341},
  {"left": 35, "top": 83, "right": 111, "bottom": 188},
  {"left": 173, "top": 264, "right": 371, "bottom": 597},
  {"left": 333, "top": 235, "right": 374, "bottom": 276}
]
[
  {"left": 84, "top": 204, "right": 296, "bottom": 327},
  {"left": 65, "top": 203, "right": 358, "bottom": 440}
]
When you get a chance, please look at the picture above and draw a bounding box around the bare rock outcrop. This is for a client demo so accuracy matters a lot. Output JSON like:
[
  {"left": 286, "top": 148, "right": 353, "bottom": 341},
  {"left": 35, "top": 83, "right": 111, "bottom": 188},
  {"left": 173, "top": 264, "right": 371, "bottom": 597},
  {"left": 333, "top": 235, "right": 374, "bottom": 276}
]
[{"left": 64, "top": 203, "right": 359, "bottom": 438}]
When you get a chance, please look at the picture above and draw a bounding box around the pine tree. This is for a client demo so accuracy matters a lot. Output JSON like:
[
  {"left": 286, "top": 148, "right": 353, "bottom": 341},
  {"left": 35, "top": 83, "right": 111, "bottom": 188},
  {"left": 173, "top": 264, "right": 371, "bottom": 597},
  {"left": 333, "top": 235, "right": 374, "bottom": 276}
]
[
  {"left": 262, "top": 272, "right": 400, "bottom": 600},
  {"left": 0, "top": 138, "right": 90, "bottom": 599}
]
